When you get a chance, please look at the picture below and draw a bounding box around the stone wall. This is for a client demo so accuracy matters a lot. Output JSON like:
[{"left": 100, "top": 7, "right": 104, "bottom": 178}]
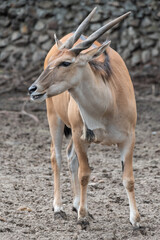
[{"left": 0, "top": 0, "right": 159, "bottom": 86}]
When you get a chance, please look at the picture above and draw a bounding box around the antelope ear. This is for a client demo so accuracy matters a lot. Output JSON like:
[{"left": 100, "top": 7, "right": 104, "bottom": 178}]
[
  {"left": 54, "top": 34, "right": 63, "bottom": 49},
  {"left": 79, "top": 40, "right": 111, "bottom": 62}
]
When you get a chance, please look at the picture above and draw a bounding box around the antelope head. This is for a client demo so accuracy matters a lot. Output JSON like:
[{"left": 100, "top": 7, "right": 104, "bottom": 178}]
[{"left": 28, "top": 8, "right": 130, "bottom": 102}]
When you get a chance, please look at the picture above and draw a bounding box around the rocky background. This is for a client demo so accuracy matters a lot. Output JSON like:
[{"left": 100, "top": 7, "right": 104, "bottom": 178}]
[{"left": 0, "top": 0, "right": 160, "bottom": 93}]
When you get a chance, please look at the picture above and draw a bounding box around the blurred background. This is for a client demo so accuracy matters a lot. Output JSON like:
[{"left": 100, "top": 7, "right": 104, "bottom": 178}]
[{"left": 0, "top": 0, "right": 159, "bottom": 94}]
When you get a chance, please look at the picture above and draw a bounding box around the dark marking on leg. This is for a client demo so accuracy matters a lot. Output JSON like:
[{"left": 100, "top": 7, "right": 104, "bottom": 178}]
[
  {"left": 121, "top": 161, "right": 124, "bottom": 172},
  {"left": 81, "top": 124, "right": 95, "bottom": 142},
  {"left": 81, "top": 176, "right": 89, "bottom": 186},
  {"left": 126, "top": 180, "right": 134, "bottom": 192},
  {"left": 86, "top": 128, "right": 95, "bottom": 142}
]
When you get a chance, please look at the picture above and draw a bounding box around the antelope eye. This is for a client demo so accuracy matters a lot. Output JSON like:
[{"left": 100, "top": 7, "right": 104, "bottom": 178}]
[{"left": 59, "top": 61, "right": 72, "bottom": 67}]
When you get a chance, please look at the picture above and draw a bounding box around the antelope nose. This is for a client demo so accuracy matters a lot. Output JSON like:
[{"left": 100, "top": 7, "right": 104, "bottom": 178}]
[{"left": 28, "top": 85, "right": 37, "bottom": 94}]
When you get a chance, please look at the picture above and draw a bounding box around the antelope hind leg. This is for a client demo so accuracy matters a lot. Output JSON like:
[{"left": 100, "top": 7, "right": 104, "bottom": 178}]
[
  {"left": 119, "top": 135, "right": 140, "bottom": 228},
  {"left": 67, "top": 139, "right": 80, "bottom": 212}
]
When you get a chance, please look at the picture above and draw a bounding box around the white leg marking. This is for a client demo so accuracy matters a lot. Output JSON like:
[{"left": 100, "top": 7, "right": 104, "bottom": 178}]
[{"left": 50, "top": 118, "right": 64, "bottom": 213}]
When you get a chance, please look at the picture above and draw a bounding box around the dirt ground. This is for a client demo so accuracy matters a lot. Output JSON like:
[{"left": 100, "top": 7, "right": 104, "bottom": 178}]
[{"left": 0, "top": 84, "right": 160, "bottom": 240}]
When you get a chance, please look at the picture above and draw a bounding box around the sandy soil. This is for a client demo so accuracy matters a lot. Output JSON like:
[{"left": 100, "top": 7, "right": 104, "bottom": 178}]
[{"left": 0, "top": 85, "right": 160, "bottom": 240}]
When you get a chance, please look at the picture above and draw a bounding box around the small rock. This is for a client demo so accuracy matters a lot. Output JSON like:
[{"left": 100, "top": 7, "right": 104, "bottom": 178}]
[
  {"left": 32, "top": 50, "right": 46, "bottom": 62},
  {"left": 13, "top": 0, "right": 26, "bottom": 8},
  {"left": 98, "top": 180, "right": 105, "bottom": 183},
  {"left": 91, "top": 176, "right": 98, "bottom": 182},
  {"left": 131, "top": 51, "right": 141, "bottom": 67},
  {"left": 0, "top": 38, "right": 9, "bottom": 48},
  {"left": 20, "top": 24, "right": 29, "bottom": 34},
  {"left": 34, "top": 21, "right": 45, "bottom": 31},
  {"left": 0, "top": 51, "right": 10, "bottom": 61},
  {"left": 90, "top": 12, "right": 101, "bottom": 22},
  {"left": 16, "top": 8, "right": 26, "bottom": 20},
  {"left": 121, "top": 38, "right": 128, "bottom": 48},
  {"left": 8, "top": 8, "right": 18, "bottom": 18},
  {"left": 124, "top": 1, "right": 137, "bottom": 11},
  {"left": 152, "top": 131, "right": 156, "bottom": 135},
  {"left": 148, "top": 33, "right": 160, "bottom": 40},
  {"left": 65, "top": 12, "right": 74, "bottom": 21},
  {"left": 90, "top": 23, "right": 101, "bottom": 32},
  {"left": 141, "top": 38, "right": 155, "bottom": 49},
  {"left": 11, "top": 19, "right": 20, "bottom": 31},
  {"left": 59, "top": 0, "right": 79, "bottom": 7},
  {"left": 73, "top": 233, "right": 78, "bottom": 240},
  {"left": 111, "top": 8, "right": 124, "bottom": 17},
  {"left": 110, "top": 31, "right": 119, "bottom": 40},
  {"left": 89, "top": 182, "right": 99, "bottom": 189},
  {"left": 14, "top": 37, "right": 29, "bottom": 47},
  {"left": 108, "top": 1, "right": 120, "bottom": 7},
  {"left": 42, "top": 40, "right": 52, "bottom": 51},
  {"left": 0, "top": 28, "right": 12, "bottom": 38},
  {"left": 11, "top": 32, "right": 21, "bottom": 42},
  {"left": 137, "top": 10, "right": 144, "bottom": 18},
  {"left": 47, "top": 19, "right": 58, "bottom": 30},
  {"left": 0, "top": 217, "right": 6, "bottom": 222},
  {"left": 142, "top": 50, "right": 150, "bottom": 64},
  {"left": 137, "top": 2, "right": 147, "bottom": 7},
  {"left": 30, "top": 31, "right": 39, "bottom": 42},
  {"left": 0, "top": 17, "right": 10, "bottom": 27},
  {"left": 17, "top": 206, "right": 32, "bottom": 212},
  {"left": 121, "top": 29, "right": 128, "bottom": 38},
  {"left": 133, "top": 38, "right": 141, "bottom": 46},
  {"left": 36, "top": 8, "right": 45, "bottom": 18},
  {"left": 145, "top": 25, "right": 158, "bottom": 34},
  {"left": 152, "top": 48, "right": 159, "bottom": 57},
  {"left": 30, "top": 43, "right": 37, "bottom": 53},
  {"left": 128, "top": 27, "right": 137, "bottom": 38},
  {"left": 36, "top": 1, "right": 54, "bottom": 9},
  {"left": 157, "top": 11, "right": 160, "bottom": 18},
  {"left": 0, "top": 2, "right": 8, "bottom": 14},
  {"left": 122, "top": 49, "right": 131, "bottom": 59},
  {"left": 19, "top": 59, "right": 28, "bottom": 69},
  {"left": 12, "top": 50, "right": 22, "bottom": 59},
  {"left": 141, "top": 17, "right": 152, "bottom": 28},
  {"left": 38, "top": 35, "right": 49, "bottom": 44},
  {"left": 128, "top": 40, "right": 140, "bottom": 52},
  {"left": 130, "top": 19, "right": 140, "bottom": 28}
]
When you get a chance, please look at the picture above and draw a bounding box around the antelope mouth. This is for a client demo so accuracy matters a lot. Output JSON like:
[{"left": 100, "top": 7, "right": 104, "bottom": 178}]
[{"left": 31, "top": 92, "right": 47, "bottom": 102}]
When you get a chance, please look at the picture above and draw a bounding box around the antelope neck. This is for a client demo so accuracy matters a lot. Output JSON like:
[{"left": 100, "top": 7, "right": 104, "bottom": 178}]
[{"left": 69, "top": 66, "right": 113, "bottom": 130}]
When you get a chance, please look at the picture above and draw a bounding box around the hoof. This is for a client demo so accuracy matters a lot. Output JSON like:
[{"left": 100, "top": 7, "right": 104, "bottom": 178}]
[
  {"left": 132, "top": 221, "right": 140, "bottom": 229},
  {"left": 130, "top": 213, "right": 140, "bottom": 229},
  {"left": 77, "top": 217, "right": 90, "bottom": 230},
  {"left": 54, "top": 210, "right": 67, "bottom": 220}
]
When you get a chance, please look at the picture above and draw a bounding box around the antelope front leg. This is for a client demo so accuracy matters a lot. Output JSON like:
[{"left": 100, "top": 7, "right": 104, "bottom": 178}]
[
  {"left": 51, "top": 144, "right": 61, "bottom": 210},
  {"left": 119, "top": 135, "right": 140, "bottom": 228},
  {"left": 46, "top": 99, "right": 67, "bottom": 219},
  {"left": 50, "top": 142, "right": 67, "bottom": 220}
]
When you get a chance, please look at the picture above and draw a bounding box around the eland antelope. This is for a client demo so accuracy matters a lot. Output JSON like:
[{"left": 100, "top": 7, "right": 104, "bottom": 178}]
[{"left": 28, "top": 8, "right": 140, "bottom": 228}]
